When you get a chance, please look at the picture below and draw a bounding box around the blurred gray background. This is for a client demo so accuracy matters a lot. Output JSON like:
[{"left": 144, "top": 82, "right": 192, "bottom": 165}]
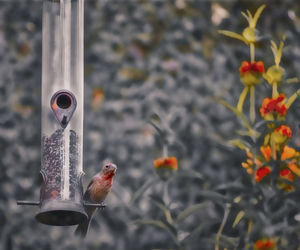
[{"left": 1, "top": 0, "right": 300, "bottom": 249}]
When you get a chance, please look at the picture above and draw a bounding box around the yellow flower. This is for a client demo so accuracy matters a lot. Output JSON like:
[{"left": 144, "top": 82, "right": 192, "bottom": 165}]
[
  {"left": 273, "top": 125, "right": 292, "bottom": 142},
  {"left": 218, "top": 5, "right": 265, "bottom": 45},
  {"left": 264, "top": 125, "right": 292, "bottom": 160},
  {"left": 263, "top": 40, "right": 285, "bottom": 97},
  {"left": 264, "top": 65, "right": 284, "bottom": 86}
]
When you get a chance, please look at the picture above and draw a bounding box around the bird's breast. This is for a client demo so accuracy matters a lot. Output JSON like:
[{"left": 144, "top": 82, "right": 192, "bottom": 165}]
[{"left": 89, "top": 179, "right": 112, "bottom": 203}]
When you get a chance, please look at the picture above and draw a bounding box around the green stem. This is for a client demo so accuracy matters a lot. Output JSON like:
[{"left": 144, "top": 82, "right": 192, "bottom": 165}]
[
  {"left": 270, "top": 134, "right": 277, "bottom": 161},
  {"left": 163, "top": 144, "right": 168, "bottom": 158},
  {"left": 237, "top": 87, "right": 249, "bottom": 113},
  {"left": 215, "top": 204, "right": 231, "bottom": 250},
  {"left": 249, "top": 85, "right": 255, "bottom": 123},
  {"left": 245, "top": 220, "right": 253, "bottom": 250},
  {"left": 163, "top": 181, "right": 170, "bottom": 206},
  {"left": 285, "top": 88, "right": 300, "bottom": 109},
  {"left": 250, "top": 43, "right": 255, "bottom": 63},
  {"left": 218, "top": 99, "right": 260, "bottom": 139},
  {"left": 272, "top": 82, "right": 278, "bottom": 98}
]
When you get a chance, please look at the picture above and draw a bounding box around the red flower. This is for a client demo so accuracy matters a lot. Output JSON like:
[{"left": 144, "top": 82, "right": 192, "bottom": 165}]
[
  {"left": 275, "top": 125, "right": 292, "bottom": 138},
  {"left": 239, "top": 61, "right": 265, "bottom": 86},
  {"left": 260, "top": 94, "right": 287, "bottom": 119},
  {"left": 254, "top": 238, "right": 276, "bottom": 250},
  {"left": 280, "top": 169, "right": 295, "bottom": 182},
  {"left": 255, "top": 166, "right": 271, "bottom": 182},
  {"left": 239, "top": 61, "right": 265, "bottom": 74}
]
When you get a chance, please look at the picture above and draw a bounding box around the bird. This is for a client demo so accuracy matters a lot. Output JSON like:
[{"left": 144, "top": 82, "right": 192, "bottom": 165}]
[{"left": 75, "top": 162, "right": 117, "bottom": 237}]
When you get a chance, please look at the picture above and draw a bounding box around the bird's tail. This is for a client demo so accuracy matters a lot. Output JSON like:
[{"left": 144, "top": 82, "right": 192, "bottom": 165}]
[{"left": 74, "top": 219, "right": 90, "bottom": 238}]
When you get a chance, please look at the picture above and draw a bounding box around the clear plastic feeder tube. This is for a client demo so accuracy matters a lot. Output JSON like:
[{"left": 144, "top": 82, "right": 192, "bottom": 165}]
[{"left": 37, "top": 0, "right": 86, "bottom": 226}]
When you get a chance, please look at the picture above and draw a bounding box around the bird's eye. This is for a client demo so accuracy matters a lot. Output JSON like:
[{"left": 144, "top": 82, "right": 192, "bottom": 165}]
[{"left": 105, "top": 165, "right": 109, "bottom": 169}]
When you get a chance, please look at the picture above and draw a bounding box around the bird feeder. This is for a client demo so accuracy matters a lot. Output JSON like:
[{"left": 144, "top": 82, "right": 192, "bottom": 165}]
[{"left": 17, "top": 0, "right": 104, "bottom": 226}]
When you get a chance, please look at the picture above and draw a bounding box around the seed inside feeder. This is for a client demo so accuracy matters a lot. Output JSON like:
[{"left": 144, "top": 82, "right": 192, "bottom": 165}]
[
  {"left": 41, "top": 129, "right": 80, "bottom": 201},
  {"left": 36, "top": 128, "right": 86, "bottom": 225}
]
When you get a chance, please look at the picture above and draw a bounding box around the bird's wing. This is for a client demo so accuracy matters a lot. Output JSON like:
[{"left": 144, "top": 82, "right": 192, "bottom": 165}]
[{"left": 83, "top": 176, "right": 97, "bottom": 201}]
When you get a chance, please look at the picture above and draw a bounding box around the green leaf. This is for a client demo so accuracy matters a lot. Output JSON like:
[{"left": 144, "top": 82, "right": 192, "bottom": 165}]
[
  {"left": 176, "top": 169, "right": 203, "bottom": 180},
  {"left": 197, "top": 190, "right": 229, "bottom": 204},
  {"left": 232, "top": 211, "right": 245, "bottom": 228},
  {"left": 130, "top": 177, "right": 159, "bottom": 205},
  {"left": 133, "top": 219, "right": 180, "bottom": 247},
  {"left": 218, "top": 30, "right": 247, "bottom": 44},
  {"left": 286, "top": 77, "right": 298, "bottom": 84},
  {"left": 228, "top": 139, "right": 250, "bottom": 151},
  {"left": 181, "top": 220, "right": 218, "bottom": 243},
  {"left": 149, "top": 194, "right": 174, "bottom": 225},
  {"left": 217, "top": 99, "right": 260, "bottom": 138},
  {"left": 175, "top": 201, "right": 211, "bottom": 224},
  {"left": 252, "top": 4, "right": 266, "bottom": 28},
  {"left": 215, "top": 234, "right": 239, "bottom": 249},
  {"left": 149, "top": 193, "right": 166, "bottom": 206},
  {"left": 215, "top": 182, "right": 247, "bottom": 192}
]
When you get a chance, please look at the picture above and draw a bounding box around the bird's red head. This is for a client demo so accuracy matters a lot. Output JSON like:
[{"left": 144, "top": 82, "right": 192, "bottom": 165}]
[{"left": 101, "top": 162, "right": 117, "bottom": 178}]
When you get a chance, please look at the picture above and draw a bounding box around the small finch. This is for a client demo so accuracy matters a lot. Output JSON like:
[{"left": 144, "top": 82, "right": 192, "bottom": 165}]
[{"left": 75, "top": 162, "right": 117, "bottom": 237}]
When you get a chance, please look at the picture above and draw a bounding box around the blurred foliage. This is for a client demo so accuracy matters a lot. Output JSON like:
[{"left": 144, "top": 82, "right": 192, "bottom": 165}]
[{"left": 1, "top": 0, "right": 300, "bottom": 250}]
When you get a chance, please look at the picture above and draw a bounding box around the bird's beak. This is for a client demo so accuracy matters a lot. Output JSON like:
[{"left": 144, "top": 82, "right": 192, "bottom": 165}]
[{"left": 109, "top": 163, "right": 117, "bottom": 173}]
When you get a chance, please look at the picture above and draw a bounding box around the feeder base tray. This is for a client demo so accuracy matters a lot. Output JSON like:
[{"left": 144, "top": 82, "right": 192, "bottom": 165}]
[{"left": 35, "top": 200, "right": 88, "bottom": 226}]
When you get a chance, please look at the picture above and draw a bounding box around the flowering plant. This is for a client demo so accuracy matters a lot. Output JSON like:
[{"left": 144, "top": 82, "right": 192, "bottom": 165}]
[
  {"left": 219, "top": 4, "right": 299, "bottom": 190},
  {"left": 218, "top": 4, "right": 300, "bottom": 249}
]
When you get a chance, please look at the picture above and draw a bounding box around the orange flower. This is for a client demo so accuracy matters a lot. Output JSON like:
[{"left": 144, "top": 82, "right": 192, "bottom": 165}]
[
  {"left": 241, "top": 150, "right": 262, "bottom": 175},
  {"left": 255, "top": 166, "right": 271, "bottom": 182},
  {"left": 281, "top": 146, "right": 298, "bottom": 161},
  {"left": 154, "top": 156, "right": 178, "bottom": 171},
  {"left": 239, "top": 61, "right": 265, "bottom": 74},
  {"left": 242, "top": 160, "right": 254, "bottom": 175},
  {"left": 275, "top": 125, "right": 292, "bottom": 138},
  {"left": 254, "top": 238, "right": 276, "bottom": 250},
  {"left": 260, "top": 94, "right": 287, "bottom": 120},
  {"left": 91, "top": 87, "right": 105, "bottom": 111},
  {"left": 282, "top": 184, "right": 294, "bottom": 192},
  {"left": 154, "top": 156, "right": 178, "bottom": 181},
  {"left": 287, "top": 161, "right": 300, "bottom": 176},
  {"left": 280, "top": 169, "right": 295, "bottom": 182},
  {"left": 260, "top": 145, "right": 271, "bottom": 162}
]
